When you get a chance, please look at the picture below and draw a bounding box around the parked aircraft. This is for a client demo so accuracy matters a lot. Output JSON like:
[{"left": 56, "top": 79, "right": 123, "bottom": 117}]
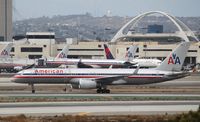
[
  {"left": 45, "top": 45, "right": 136, "bottom": 68},
  {"left": 104, "top": 44, "right": 161, "bottom": 68},
  {"left": 0, "top": 44, "right": 71, "bottom": 72},
  {"left": 0, "top": 57, "right": 35, "bottom": 73},
  {"left": 36, "top": 45, "right": 69, "bottom": 67},
  {"left": 12, "top": 42, "right": 190, "bottom": 93}
]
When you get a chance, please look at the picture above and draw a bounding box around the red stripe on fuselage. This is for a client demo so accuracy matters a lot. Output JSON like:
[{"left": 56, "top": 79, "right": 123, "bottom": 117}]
[
  {"left": 128, "top": 76, "right": 163, "bottom": 78},
  {"left": 14, "top": 75, "right": 104, "bottom": 79},
  {"left": 14, "top": 75, "right": 163, "bottom": 79},
  {"left": 47, "top": 62, "right": 122, "bottom": 66}
]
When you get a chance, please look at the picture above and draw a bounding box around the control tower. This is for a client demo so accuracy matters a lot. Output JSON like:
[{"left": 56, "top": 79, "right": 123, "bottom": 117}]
[{"left": 0, "top": 0, "right": 12, "bottom": 41}]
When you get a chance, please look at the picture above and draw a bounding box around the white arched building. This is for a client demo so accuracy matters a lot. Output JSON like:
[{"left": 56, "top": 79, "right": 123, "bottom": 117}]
[{"left": 111, "top": 11, "right": 199, "bottom": 43}]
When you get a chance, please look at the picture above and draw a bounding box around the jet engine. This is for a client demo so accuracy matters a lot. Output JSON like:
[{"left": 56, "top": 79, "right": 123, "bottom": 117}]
[{"left": 70, "top": 78, "right": 97, "bottom": 89}]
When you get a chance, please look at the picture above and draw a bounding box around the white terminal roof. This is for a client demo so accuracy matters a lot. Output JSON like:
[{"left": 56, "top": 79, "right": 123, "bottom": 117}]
[{"left": 26, "top": 32, "right": 55, "bottom": 36}]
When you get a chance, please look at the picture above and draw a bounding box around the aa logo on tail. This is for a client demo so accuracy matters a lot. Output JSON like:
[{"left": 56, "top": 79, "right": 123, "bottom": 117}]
[
  {"left": 168, "top": 53, "right": 181, "bottom": 64},
  {"left": 58, "top": 52, "right": 67, "bottom": 58},
  {"left": 1, "top": 50, "right": 8, "bottom": 56},
  {"left": 125, "top": 52, "right": 133, "bottom": 58}
]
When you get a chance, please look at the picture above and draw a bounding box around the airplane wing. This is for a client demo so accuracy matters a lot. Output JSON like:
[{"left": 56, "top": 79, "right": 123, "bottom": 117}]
[
  {"left": 95, "top": 65, "right": 140, "bottom": 84},
  {"left": 95, "top": 75, "right": 126, "bottom": 84},
  {"left": 77, "top": 60, "right": 93, "bottom": 68},
  {"left": 123, "top": 61, "right": 138, "bottom": 68}
]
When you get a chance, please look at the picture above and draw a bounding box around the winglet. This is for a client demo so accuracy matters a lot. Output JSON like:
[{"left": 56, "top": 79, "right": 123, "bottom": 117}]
[{"left": 156, "top": 42, "right": 190, "bottom": 71}]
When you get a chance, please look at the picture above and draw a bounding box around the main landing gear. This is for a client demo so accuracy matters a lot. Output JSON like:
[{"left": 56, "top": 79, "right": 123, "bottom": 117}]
[
  {"left": 30, "top": 84, "right": 35, "bottom": 93},
  {"left": 96, "top": 86, "right": 110, "bottom": 94},
  {"left": 63, "top": 84, "right": 72, "bottom": 93}
]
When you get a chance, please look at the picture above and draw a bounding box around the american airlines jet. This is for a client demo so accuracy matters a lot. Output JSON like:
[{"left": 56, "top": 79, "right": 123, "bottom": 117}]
[
  {"left": 45, "top": 46, "right": 136, "bottom": 68},
  {"left": 12, "top": 42, "right": 190, "bottom": 93},
  {"left": 0, "top": 42, "right": 36, "bottom": 72},
  {"left": 0, "top": 44, "right": 69, "bottom": 72},
  {"left": 104, "top": 44, "right": 161, "bottom": 68}
]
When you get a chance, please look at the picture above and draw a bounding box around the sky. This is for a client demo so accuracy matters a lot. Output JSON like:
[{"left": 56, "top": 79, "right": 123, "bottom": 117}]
[{"left": 13, "top": 0, "right": 200, "bottom": 20}]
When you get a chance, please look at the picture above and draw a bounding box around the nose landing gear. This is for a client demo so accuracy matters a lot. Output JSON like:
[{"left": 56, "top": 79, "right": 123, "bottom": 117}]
[{"left": 30, "top": 84, "right": 35, "bottom": 93}]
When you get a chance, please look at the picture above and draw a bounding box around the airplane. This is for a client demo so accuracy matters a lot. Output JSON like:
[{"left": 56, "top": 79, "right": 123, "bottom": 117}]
[
  {"left": 104, "top": 44, "right": 162, "bottom": 68},
  {"left": 11, "top": 41, "right": 190, "bottom": 93},
  {"left": 0, "top": 57, "right": 35, "bottom": 73},
  {"left": 45, "top": 45, "right": 136, "bottom": 68},
  {"left": 0, "top": 42, "right": 37, "bottom": 72},
  {"left": 104, "top": 43, "right": 138, "bottom": 61},
  {"left": 0, "top": 44, "right": 71, "bottom": 73},
  {"left": 36, "top": 45, "right": 69, "bottom": 67}
]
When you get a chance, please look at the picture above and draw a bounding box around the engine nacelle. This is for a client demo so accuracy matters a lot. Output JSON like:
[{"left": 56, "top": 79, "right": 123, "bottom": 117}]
[{"left": 70, "top": 78, "right": 97, "bottom": 89}]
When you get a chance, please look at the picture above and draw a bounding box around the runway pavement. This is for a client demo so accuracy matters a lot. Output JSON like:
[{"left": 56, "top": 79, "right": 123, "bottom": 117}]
[
  {"left": 0, "top": 73, "right": 199, "bottom": 116},
  {"left": 0, "top": 93, "right": 200, "bottom": 97},
  {"left": 0, "top": 74, "right": 200, "bottom": 87},
  {"left": 0, "top": 73, "right": 200, "bottom": 94},
  {"left": 0, "top": 101, "right": 199, "bottom": 116},
  {"left": 0, "top": 79, "right": 200, "bottom": 87}
]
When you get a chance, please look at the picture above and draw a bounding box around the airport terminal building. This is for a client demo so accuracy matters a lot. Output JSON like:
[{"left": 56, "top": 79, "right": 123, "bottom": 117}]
[
  {"left": 0, "top": 11, "right": 199, "bottom": 66},
  {"left": 0, "top": 31, "right": 199, "bottom": 66}
]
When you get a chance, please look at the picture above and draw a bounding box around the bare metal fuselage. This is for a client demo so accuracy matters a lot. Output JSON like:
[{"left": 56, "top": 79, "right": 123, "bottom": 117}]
[
  {"left": 0, "top": 58, "right": 34, "bottom": 69},
  {"left": 11, "top": 68, "right": 188, "bottom": 86}
]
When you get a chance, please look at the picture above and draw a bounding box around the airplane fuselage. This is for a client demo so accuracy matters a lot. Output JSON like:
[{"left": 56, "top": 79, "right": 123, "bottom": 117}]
[
  {"left": 46, "top": 58, "right": 161, "bottom": 68},
  {"left": 12, "top": 68, "right": 188, "bottom": 86},
  {"left": 46, "top": 58, "right": 128, "bottom": 68},
  {"left": 0, "top": 58, "right": 35, "bottom": 70}
]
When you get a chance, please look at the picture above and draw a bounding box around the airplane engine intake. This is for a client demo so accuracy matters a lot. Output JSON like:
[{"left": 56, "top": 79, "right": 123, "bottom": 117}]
[{"left": 70, "top": 78, "right": 97, "bottom": 89}]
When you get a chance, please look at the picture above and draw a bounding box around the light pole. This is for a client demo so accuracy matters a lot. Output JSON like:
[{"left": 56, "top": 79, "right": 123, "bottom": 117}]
[{"left": 104, "top": 27, "right": 111, "bottom": 42}]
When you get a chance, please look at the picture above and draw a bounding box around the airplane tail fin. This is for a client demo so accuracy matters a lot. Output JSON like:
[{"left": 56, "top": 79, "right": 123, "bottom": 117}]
[
  {"left": 103, "top": 44, "right": 114, "bottom": 59},
  {"left": 55, "top": 45, "right": 69, "bottom": 59},
  {"left": 156, "top": 42, "right": 190, "bottom": 71},
  {"left": 125, "top": 44, "right": 138, "bottom": 61},
  {"left": 0, "top": 43, "right": 13, "bottom": 58}
]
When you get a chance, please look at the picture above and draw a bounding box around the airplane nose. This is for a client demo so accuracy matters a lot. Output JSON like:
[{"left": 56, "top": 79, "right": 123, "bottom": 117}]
[
  {"left": 10, "top": 74, "right": 20, "bottom": 83},
  {"left": 10, "top": 77, "right": 16, "bottom": 83}
]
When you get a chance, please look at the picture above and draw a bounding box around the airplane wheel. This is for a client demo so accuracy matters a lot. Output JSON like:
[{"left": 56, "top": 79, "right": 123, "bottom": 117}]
[
  {"left": 30, "top": 84, "right": 35, "bottom": 93},
  {"left": 97, "top": 89, "right": 110, "bottom": 94},
  {"left": 102, "top": 89, "right": 110, "bottom": 94},
  {"left": 106, "top": 89, "right": 110, "bottom": 93},
  {"left": 63, "top": 88, "right": 67, "bottom": 92},
  {"left": 32, "top": 90, "right": 35, "bottom": 93},
  {"left": 101, "top": 89, "right": 105, "bottom": 93},
  {"left": 96, "top": 89, "right": 101, "bottom": 93}
]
